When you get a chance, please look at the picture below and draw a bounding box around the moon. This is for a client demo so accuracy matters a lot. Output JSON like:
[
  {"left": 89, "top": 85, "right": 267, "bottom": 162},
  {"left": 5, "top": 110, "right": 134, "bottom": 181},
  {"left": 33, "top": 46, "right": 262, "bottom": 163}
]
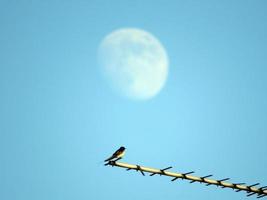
[{"left": 98, "top": 28, "right": 169, "bottom": 100}]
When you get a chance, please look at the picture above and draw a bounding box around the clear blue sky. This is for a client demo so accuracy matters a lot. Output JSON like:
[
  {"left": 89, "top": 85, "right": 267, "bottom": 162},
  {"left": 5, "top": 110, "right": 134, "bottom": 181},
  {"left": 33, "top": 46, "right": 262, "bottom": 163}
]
[{"left": 1, "top": 1, "right": 267, "bottom": 200}]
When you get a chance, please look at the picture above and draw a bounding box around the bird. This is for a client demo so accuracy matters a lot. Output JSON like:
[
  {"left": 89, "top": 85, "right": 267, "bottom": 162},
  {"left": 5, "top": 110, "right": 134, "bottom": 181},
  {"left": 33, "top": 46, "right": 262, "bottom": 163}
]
[{"left": 104, "top": 146, "right": 126, "bottom": 162}]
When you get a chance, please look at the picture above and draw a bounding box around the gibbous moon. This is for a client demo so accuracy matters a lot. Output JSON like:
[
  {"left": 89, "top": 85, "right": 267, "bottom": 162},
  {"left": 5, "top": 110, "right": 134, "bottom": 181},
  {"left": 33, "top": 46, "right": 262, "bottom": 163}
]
[{"left": 98, "top": 28, "right": 169, "bottom": 100}]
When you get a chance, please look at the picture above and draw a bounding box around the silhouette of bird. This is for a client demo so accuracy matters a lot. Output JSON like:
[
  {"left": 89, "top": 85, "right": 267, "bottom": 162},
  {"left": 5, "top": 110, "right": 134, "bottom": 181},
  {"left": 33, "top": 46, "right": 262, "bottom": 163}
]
[{"left": 104, "top": 146, "right": 126, "bottom": 162}]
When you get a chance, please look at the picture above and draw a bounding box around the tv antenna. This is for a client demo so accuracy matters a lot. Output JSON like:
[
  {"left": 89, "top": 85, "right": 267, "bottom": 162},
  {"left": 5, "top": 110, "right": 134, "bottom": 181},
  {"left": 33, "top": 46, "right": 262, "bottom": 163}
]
[{"left": 105, "top": 158, "right": 267, "bottom": 198}]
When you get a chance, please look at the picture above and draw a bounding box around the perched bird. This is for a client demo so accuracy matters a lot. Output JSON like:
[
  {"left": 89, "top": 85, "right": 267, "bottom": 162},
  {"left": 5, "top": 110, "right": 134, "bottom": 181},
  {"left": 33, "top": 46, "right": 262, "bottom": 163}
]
[{"left": 104, "top": 146, "right": 126, "bottom": 162}]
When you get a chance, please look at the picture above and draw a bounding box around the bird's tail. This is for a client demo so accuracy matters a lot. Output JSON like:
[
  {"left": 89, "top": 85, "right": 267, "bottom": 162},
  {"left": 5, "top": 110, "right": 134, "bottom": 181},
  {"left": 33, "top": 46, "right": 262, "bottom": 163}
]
[
  {"left": 97, "top": 159, "right": 110, "bottom": 165},
  {"left": 104, "top": 158, "right": 111, "bottom": 162},
  {"left": 104, "top": 155, "right": 114, "bottom": 162}
]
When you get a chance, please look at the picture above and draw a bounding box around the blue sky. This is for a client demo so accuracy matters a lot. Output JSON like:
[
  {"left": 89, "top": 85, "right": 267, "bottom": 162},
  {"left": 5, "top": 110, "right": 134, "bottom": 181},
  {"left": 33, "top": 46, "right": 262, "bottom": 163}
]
[{"left": 1, "top": 0, "right": 267, "bottom": 200}]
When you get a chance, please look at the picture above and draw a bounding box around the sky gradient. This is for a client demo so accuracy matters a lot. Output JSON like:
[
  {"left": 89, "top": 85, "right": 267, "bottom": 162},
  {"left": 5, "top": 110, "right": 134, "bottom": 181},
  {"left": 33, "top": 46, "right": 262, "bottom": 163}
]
[{"left": 1, "top": 1, "right": 267, "bottom": 200}]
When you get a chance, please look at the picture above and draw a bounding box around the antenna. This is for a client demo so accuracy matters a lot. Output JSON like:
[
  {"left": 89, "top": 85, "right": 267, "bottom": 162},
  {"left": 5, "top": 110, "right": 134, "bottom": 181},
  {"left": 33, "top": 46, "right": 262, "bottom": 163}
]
[{"left": 105, "top": 160, "right": 267, "bottom": 198}]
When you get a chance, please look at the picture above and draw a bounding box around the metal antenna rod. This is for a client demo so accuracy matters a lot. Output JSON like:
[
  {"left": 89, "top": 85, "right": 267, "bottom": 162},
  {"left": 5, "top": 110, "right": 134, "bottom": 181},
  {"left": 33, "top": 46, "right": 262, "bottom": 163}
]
[{"left": 105, "top": 161, "right": 267, "bottom": 198}]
